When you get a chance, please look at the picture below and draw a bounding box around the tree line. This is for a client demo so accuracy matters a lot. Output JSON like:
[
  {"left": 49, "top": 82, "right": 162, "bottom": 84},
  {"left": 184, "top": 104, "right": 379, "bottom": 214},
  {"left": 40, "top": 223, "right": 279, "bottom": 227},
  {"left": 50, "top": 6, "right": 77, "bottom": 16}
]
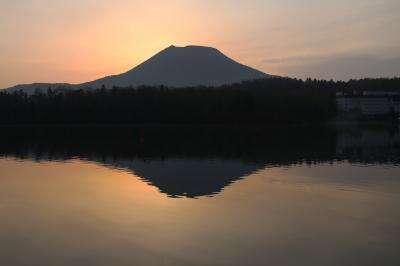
[{"left": 0, "top": 77, "right": 399, "bottom": 125}]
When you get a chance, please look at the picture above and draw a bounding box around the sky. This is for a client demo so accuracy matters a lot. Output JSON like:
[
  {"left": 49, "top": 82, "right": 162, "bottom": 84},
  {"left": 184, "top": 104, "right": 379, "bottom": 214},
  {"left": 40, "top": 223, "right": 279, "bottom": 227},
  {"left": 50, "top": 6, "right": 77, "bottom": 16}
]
[{"left": 0, "top": 0, "right": 399, "bottom": 88}]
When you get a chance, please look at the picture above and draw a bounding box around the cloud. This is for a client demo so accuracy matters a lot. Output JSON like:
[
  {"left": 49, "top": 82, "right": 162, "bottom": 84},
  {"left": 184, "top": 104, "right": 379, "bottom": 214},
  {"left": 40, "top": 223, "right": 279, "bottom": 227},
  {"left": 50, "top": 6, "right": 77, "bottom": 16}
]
[
  {"left": 262, "top": 55, "right": 329, "bottom": 64},
  {"left": 265, "top": 53, "right": 400, "bottom": 80}
]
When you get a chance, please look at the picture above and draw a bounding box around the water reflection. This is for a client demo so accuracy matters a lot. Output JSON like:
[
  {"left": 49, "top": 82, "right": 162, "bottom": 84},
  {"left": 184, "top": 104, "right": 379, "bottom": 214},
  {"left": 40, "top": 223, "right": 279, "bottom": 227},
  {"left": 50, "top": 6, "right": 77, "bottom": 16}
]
[
  {"left": 108, "top": 158, "right": 261, "bottom": 198},
  {"left": 1, "top": 125, "right": 400, "bottom": 266},
  {"left": 0, "top": 125, "right": 399, "bottom": 198}
]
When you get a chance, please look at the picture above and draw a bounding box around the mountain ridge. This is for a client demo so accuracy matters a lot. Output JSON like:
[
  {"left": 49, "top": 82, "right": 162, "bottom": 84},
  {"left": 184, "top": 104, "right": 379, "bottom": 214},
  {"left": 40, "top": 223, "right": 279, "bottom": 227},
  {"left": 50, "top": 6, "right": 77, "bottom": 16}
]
[{"left": 3, "top": 45, "right": 271, "bottom": 93}]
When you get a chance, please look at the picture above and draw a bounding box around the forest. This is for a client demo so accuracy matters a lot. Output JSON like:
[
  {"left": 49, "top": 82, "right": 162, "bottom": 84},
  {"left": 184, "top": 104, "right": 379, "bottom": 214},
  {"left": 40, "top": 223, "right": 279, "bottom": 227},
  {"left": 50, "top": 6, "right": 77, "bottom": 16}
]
[{"left": 0, "top": 77, "right": 399, "bottom": 125}]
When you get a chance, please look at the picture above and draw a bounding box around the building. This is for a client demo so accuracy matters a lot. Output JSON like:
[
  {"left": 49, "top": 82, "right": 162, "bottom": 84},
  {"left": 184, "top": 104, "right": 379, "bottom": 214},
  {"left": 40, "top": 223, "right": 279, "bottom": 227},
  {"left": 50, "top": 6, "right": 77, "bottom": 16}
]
[{"left": 336, "top": 91, "right": 400, "bottom": 116}]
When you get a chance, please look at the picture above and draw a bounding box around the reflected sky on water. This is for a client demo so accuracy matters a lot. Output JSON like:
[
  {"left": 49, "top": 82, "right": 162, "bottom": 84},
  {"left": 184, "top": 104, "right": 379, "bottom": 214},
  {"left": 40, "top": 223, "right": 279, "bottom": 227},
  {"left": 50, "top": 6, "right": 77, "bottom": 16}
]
[{"left": 0, "top": 125, "right": 399, "bottom": 266}]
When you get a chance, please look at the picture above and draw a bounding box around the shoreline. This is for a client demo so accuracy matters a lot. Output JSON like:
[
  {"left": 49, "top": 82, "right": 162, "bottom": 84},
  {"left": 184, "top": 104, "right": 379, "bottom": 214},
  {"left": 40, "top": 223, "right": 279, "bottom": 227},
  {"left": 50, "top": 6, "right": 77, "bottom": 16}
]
[{"left": 0, "top": 120, "right": 398, "bottom": 129}]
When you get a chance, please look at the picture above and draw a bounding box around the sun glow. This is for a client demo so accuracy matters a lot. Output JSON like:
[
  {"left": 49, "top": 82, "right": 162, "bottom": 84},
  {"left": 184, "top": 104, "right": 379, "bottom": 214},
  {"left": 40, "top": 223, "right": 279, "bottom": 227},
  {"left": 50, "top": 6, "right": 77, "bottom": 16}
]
[{"left": 1, "top": 0, "right": 399, "bottom": 88}]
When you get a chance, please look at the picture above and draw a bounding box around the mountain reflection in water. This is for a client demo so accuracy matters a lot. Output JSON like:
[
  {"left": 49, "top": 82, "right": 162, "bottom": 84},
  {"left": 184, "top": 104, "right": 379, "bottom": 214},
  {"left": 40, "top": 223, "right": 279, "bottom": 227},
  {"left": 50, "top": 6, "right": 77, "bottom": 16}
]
[{"left": 0, "top": 125, "right": 399, "bottom": 198}]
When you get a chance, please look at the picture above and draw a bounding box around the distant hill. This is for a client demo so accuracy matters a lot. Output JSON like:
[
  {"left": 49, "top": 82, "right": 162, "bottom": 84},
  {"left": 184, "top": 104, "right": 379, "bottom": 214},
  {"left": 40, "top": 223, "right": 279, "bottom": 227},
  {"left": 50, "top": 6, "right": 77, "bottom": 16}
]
[
  {"left": 3, "top": 45, "right": 270, "bottom": 93},
  {"left": 5, "top": 83, "right": 73, "bottom": 94}
]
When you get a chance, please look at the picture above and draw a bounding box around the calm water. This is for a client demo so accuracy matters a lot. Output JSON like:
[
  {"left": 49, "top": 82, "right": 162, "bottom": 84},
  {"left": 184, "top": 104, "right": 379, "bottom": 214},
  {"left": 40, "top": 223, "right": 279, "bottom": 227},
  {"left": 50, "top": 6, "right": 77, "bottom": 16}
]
[{"left": 0, "top": 126, "right": 399, "bottom": 266}]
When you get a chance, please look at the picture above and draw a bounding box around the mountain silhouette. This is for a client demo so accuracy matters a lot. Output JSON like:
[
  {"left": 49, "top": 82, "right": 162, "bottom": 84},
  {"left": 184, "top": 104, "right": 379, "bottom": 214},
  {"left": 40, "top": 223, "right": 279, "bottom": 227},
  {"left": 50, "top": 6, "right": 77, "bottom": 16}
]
[
  {"left": 4, "top": 45, "right": 270, "bottom": 92},
  {"left": 80, "top": 45, "right": 269, "bottom": 88},
  {"left": 102, "top": 158, "right": 263, "bottom": 198}
]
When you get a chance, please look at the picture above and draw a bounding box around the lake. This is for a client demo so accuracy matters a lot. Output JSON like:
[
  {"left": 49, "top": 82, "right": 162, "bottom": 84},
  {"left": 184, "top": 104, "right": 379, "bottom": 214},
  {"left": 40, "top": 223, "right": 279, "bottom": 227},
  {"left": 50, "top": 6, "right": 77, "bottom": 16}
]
[{"left": 0, "top": 125, "right": 399, "bottom": 266}]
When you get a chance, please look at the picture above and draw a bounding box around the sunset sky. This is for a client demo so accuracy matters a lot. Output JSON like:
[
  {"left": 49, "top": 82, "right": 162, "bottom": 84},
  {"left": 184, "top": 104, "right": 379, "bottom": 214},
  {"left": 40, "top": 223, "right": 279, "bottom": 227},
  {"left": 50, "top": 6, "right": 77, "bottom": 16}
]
[{"left": 1, "top": 0, "right": 399, "bottom": 88}]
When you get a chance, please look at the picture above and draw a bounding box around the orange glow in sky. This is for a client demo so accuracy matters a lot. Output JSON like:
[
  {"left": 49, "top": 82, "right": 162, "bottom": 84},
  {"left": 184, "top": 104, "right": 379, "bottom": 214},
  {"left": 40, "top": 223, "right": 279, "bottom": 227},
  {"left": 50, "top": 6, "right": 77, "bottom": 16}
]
[{"left": 1, "top": 0, "right": 399, "bottom": 88}]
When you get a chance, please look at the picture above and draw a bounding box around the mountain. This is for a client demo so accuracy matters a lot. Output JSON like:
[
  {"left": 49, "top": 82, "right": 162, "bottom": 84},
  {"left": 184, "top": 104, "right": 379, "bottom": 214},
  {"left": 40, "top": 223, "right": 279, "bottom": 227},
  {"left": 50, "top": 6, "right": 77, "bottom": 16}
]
[
  {"left": 3, "top": 45, "right": 270, "bottom": 92},
  {"left": 80, "top": 45, "right": 269, "bottom": 88},
  {"left": 5, "top": 83, "right": 73, "bottom": 94}
]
